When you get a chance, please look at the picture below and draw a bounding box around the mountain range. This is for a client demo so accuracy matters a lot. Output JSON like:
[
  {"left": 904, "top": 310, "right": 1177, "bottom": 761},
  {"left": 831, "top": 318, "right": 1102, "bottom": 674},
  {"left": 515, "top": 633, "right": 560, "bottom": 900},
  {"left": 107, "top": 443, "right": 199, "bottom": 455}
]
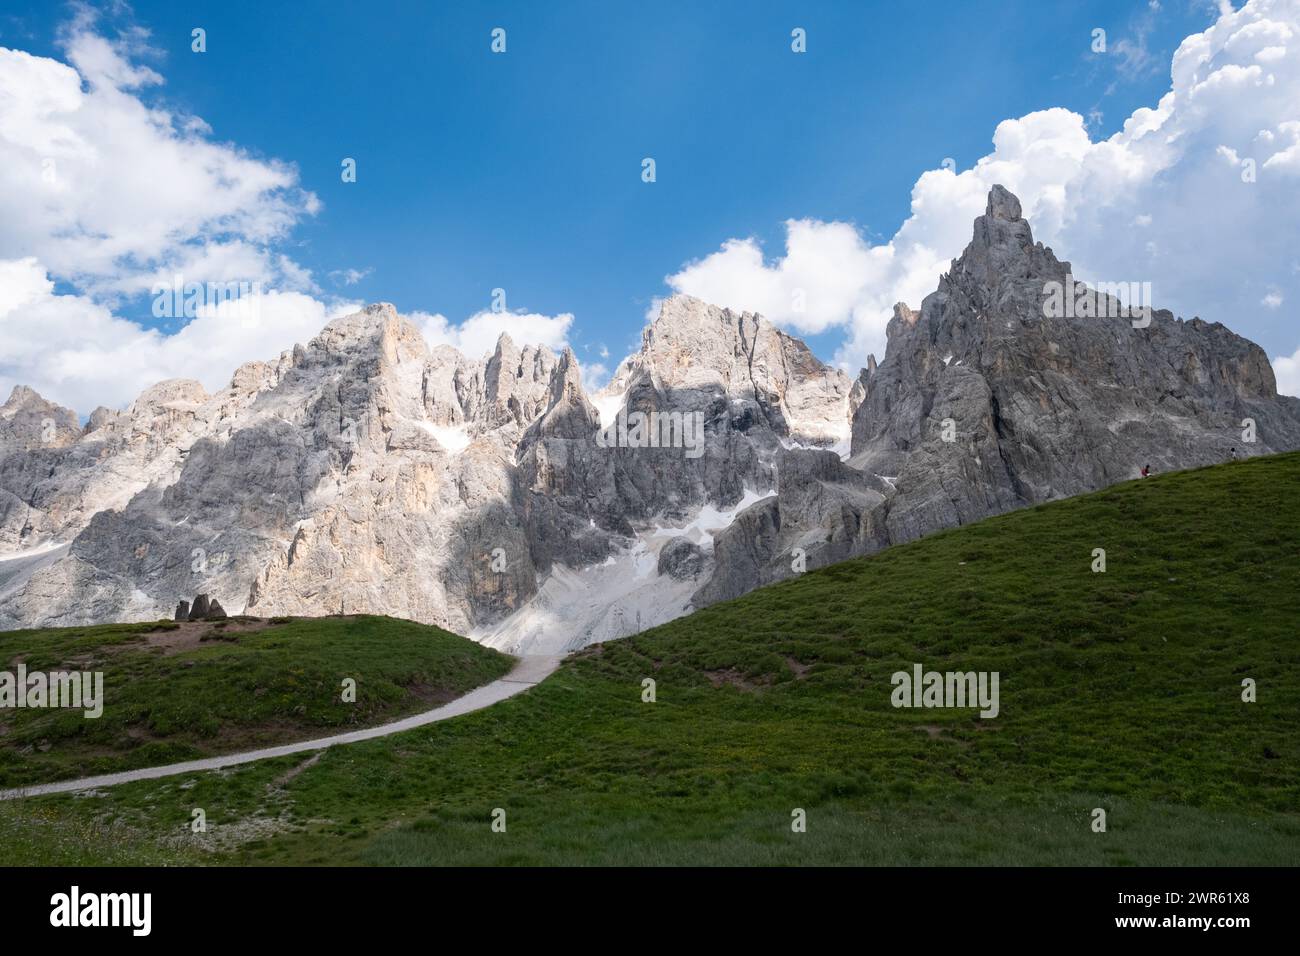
[{"left": 2, "top": 186, "right": 1297, "bottom": 651}]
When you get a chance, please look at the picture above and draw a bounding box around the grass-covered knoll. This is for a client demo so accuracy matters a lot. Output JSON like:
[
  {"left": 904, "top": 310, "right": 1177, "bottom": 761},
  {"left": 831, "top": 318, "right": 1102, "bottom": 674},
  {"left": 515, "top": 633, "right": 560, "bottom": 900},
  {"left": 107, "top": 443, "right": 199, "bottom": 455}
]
[
  {"left": 0, "top": 615, "right": 513, "bottom": 787},
  {"left": 7, "top": 453, "right": 1300, "bottom": 865}
]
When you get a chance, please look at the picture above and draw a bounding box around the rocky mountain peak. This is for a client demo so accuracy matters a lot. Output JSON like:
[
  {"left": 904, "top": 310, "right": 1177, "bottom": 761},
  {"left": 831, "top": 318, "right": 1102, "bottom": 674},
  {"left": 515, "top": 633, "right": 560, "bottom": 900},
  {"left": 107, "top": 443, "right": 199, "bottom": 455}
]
[
  {"left": 622, "top": 295, "right": 851, "bottom": 431},
  {"left": 479, "top": 331, "right": 557, "bottom": 428},
  {"left": 986, "top": 183, "right": 1022, "bottom": 221},
  {"left": 527, "top": 347, "right": 598, "bottom": 440},
  {"left": 951, "top": 185, "right": 1068, "bottom": 292},
  {"left": 848, "top": 184, "right": 1300, "bottom": 546},
  {"left": 634, "top": 294, "right": 751, "bottom": 385},
  {"left": 596, "top": 294, "right": 853, "bottom": 450},
  {"left": 3, "top": 385, "right": 42, "bottom": 409},
  {"left": 129, "top": 379, "right": 209, "bottom": 412},
  {"left": 2, "top": 384, "right": 75, "bottom": 419},
  {"left": 320, "top": 300, "right": 400, "bottom": 337},
  {"left": 0, "top": 385, "right": 81, "bottom": 450},
  {"left": 311, "top": 302, "right": 427, "bottom": 367}
]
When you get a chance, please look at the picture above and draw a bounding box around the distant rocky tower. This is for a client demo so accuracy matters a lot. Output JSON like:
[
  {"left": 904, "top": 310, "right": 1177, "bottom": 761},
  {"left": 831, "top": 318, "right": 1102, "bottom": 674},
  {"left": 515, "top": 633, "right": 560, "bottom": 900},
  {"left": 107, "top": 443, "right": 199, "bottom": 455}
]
[{"left": 0, "top": 188, "right": 1297, "bottom": 648}]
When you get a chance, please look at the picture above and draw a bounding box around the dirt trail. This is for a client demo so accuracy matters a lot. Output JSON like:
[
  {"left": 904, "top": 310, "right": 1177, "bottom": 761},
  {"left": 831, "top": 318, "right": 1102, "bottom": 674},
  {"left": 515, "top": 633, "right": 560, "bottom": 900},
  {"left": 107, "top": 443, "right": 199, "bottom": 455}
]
[{"left": 0, "top": 655, "right": 562, "bottom": 801}]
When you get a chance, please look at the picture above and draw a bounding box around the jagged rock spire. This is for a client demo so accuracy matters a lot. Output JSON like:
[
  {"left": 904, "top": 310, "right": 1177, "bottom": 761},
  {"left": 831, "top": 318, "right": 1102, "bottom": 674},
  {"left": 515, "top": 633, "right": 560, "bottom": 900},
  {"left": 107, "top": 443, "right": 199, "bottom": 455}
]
[
  {"left": 953, "top": 184, "right": 1065, "bottom": 290},
  {"left": 528, "top": 347, "right": 598, "bottom": 439}
]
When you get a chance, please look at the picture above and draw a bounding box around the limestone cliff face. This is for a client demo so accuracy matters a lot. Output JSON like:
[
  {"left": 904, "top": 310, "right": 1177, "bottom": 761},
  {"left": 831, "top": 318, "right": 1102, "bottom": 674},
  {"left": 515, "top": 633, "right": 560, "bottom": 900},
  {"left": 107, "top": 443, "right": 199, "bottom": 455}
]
[
  {"left": 0, "top": 386, "right": 83, "bottom": 550},
  {"left": 1, "top": 188, "right": 1297, "bottom": 645},
  {"left": 699, "top": 186, "right": 1300, "bottom": 604},
  {"left": 848, "top": 184, "right": 1300, "bottom": 544},
  {"left": 609, "top": 294, "right": 854, "bottom": 446},
  {"left": 0, "top": 303, "right": 542, "bottom": 631}
]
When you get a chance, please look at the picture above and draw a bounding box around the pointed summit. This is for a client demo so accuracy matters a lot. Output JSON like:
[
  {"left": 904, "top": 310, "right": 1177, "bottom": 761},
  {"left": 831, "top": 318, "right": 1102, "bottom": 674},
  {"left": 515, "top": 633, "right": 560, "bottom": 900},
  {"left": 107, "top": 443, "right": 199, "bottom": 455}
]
[
  {"left": 4, "top": 384, "right": 43, "bottom": 408},
  {"left": 528, "top": 347, "right": 598, "bottom": 440},
  {"left": 0, "top": 385, "right": 81, "bottom": 449},
  {"left": 986, "top": 183, "right": 1022, "bottom": 221},
  {"left": 481, "top": 332, "right": 558, "bottom": 426},
  {"left": 484, "top": 332, "right": 522, "bottom": 405},
  {"left": 952, "top": 185, "right": 1068, "bottom": 290}
]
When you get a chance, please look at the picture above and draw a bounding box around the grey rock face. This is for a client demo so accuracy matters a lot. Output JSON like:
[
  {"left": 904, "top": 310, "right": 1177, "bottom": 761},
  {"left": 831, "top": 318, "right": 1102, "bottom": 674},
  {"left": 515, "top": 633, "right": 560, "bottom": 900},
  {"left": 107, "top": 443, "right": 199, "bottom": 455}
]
[
  {"left": 0, "top": 386, "right": 85, "bottom": 551},
  {"left": 849, "top": 184, "right": 1300, "bottom": 542},
  {"left": 657, "top": 538, "right": 706, "bottom": 580},
  {"left": 0, "top": 189, "right": 1296, "bottom": 648},
  {"left": 693, "top": 447, "right": 888, "bottom": 605},
  {"left": 698, "top": 185, "right": 1300, "bottom": 604},
  {"left": 0, "top": 386, "right": 81, "bottom": 451}
]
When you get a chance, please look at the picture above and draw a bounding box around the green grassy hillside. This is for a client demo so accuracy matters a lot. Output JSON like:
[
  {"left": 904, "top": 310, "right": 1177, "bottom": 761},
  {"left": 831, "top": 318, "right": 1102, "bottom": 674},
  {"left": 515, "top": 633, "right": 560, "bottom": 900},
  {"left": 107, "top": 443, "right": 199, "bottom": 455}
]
[
  {"left": 0, "top": 615, "right": 513, "bottom": 787},
  {"left": 4, "top": 453, "right": 1298, "bottom": 865}
]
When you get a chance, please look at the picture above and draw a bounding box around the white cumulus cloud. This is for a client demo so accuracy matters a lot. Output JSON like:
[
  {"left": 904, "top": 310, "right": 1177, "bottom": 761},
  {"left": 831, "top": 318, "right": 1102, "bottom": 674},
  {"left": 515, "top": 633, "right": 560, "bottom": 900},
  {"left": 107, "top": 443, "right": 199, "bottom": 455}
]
[
  {"left": 0, "top": 257, "right": 354, "bottom": 413},
  {"left": 665, "top": 0, "right": 1300, "bottom": 386},
  {"left": 408, "top": 309, "right": 575, "bottom": 360},
  {"left": 0, "top": 10, "right": 319, "bottom": 297},
  {"left": 666, "top": 220, "right": 886, "bottom": 336},
  {"left": 1273, "top": 344, "right": 1300, "bottom": 395}
]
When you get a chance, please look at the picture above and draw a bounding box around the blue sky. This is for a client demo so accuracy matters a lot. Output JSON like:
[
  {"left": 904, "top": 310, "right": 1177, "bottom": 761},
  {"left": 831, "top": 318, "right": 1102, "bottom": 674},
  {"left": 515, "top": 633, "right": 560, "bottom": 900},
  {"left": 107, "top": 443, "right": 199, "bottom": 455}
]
[{"left": 3, "top": 0, "right": 1299, "bottom": 409}]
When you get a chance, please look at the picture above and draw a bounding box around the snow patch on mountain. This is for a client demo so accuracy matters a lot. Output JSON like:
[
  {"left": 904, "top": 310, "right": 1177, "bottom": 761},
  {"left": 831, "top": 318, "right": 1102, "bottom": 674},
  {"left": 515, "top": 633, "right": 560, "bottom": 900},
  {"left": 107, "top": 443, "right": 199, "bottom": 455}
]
[
  {"left": 471, "top": 540, "right": 694, "bottom": 656},
  {"left": 650, "top": 487, "right": 776, "bottom": 549},
  {"left": 473, "top": 490, "right": 774, "bottom": 655},
  {"left": 415, "top": 420, "right": 472, "bottom": 454}
]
